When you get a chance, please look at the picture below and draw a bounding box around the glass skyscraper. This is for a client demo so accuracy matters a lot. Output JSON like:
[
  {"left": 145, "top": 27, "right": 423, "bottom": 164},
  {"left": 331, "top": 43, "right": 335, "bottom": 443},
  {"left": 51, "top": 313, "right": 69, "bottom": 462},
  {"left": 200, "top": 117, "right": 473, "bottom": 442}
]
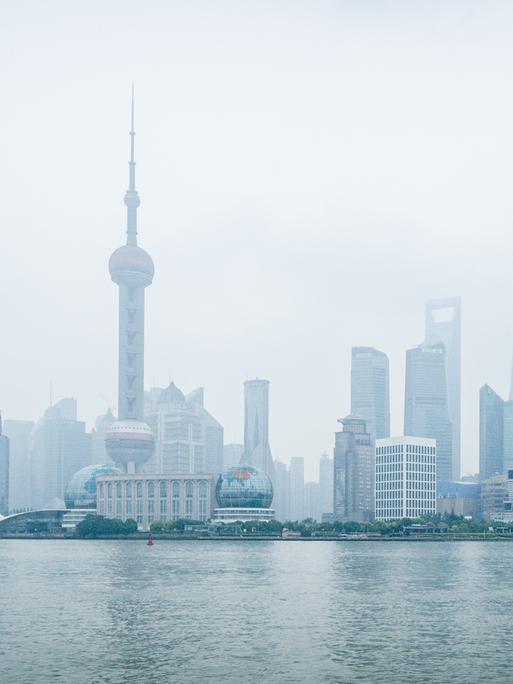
[
  {"left": 425, "top": 298, "right": 461, "bottom": 480},
  {"left": 479, "top": 385, "right": 504, "bottom": 481},
  {"left": 404, "top": 343, "right": 453, "bottom": 483},
  {"left": 333, "top": 415, "right": 374, "bottom": 523},
  {"left": 351, "top": 347, "right": 390, "bottom": 442},
  {"left": 243, "top": 379, "right": 275, "bottom": 482}
]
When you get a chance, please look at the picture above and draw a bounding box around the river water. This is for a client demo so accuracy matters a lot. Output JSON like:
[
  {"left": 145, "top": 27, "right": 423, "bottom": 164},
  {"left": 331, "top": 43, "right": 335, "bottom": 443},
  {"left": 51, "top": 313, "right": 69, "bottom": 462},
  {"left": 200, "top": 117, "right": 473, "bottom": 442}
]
[{"left": 0, "top": 540, "right": 511, "bottom": 683}]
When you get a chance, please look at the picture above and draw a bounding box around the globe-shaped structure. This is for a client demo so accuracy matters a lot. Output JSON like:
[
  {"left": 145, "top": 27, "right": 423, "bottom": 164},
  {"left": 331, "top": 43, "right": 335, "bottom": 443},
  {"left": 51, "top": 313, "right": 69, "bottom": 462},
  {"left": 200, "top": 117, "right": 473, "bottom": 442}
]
[
  {"left": 105, "top": 420, "right": 155, "bottom": 469},
  {"left": 65, "top": 464, "right": 122, "bottom": 509},
  {"left": 216, "top": 465, "right": 273, "bottom": 509},
  {"left": 109, "top": 244, "right": 154, "bottom": 287}
]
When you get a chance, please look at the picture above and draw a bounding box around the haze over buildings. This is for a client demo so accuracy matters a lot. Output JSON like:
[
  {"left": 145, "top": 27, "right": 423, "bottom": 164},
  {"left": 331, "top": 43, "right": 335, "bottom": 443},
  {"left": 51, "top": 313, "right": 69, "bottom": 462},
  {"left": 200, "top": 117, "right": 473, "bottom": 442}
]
[{"left": 3, "top": 2, "right": 513, "bottom": 480}]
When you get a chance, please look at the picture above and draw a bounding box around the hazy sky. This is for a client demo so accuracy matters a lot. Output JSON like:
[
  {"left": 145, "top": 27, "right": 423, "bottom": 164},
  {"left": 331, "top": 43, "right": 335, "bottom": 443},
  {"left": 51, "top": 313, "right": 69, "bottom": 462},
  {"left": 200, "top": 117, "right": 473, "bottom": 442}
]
[{"left": 2, "top": 0, "right": 513, "bottom": 479}]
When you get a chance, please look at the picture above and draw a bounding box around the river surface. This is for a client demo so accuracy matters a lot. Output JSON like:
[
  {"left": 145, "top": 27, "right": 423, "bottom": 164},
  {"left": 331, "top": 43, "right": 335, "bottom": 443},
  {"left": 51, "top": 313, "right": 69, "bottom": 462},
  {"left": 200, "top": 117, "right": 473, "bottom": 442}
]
[{"left": 0, "top": 540, "right": 511, "bottom": 683}]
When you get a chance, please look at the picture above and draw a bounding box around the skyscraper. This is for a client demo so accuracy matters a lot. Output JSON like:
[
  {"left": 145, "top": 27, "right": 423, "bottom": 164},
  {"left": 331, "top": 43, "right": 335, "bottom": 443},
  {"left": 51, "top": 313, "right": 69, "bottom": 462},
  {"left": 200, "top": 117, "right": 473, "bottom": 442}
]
[
  {"left": 333, "top": 415, "right": 374, "bottom": 522},
  {"left": 273, "top": 460, "right": 290, "bottom": 522},
  {"left": 0, "top": 415, "right": 10, "bottom": 515},
  {"left": 351, "top": 347, "right": 390, "bottom": 442},
  {"left": 289, "top": 456, "right": 305, "bottom": 521},
  {"left": 105, "top": 91, "right": 155, "bottom": 474},
  {"left": 425, "top": 298, "right": 461, "bottom": 480},
  {"left": 3, "top": 419, "right": 33, "bottom": 511},
  {"left": 404, "top": 343, "right": 452, "bottom": 483},
  {"left": 503, "top": 401, "right": 513, "bottom": 472},
  {"left": 304, "top": 482, "right": 321, "bottom": 521},
  {"left": 243, "top": 379, "right": 274, "bottom": 481},
  {"left": 143, "top": 383, "right": 223, "bottom": 474},
  {"left": 91, "top": 410, "right": 116, "bottom": 465},
  {"left": 318, "top": 452, "right": 333, "bottom": 518},
  {"left": 29, "top": 399, "right": 90, "bottom": 509},
  {"left": 479, "top": 385, "right": 504, "bottom": 481},
  {"left": 223, "top": 443, "right": 245, "bottom": 470}
]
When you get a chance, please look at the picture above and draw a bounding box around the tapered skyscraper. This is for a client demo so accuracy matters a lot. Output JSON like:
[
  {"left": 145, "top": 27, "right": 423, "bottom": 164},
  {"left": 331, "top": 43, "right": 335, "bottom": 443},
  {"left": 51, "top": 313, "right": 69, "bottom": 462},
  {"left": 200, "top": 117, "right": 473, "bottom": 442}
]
[
  {"left": 105, "top": 91, "right": 155, "bottom": 473},
  {"left": 243, "top": 379, "right": 275, "bottom": 481},
  {"left": 425, "top": 298, "right": 461, "bottom": 480},
  {"left": 404, "top": 343, "right": 452, "bottom": 483},
  {"left": 351, "top": 347, "right": 390, "bottom": 442}
]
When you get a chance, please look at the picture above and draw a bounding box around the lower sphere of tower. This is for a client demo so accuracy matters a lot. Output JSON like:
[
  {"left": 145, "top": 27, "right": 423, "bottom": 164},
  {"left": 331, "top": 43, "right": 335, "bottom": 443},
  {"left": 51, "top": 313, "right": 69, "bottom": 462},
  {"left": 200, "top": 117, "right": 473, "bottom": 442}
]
[{"left": 105, "top": 420, "right": 155, "bottom": 468}]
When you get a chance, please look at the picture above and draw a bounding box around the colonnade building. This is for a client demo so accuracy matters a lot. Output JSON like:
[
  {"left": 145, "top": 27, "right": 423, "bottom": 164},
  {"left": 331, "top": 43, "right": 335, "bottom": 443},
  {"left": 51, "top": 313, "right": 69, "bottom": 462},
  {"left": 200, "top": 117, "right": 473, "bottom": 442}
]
[{"left": 96, "top": 474, "right": 215, "bottom": 529}]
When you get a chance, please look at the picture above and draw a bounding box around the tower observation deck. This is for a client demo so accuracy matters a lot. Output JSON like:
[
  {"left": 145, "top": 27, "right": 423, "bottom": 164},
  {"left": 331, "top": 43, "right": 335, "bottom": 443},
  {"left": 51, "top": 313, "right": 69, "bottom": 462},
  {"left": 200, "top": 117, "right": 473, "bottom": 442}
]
[{"left": 105, "top": 90, "right": 155, "bottom": 473}]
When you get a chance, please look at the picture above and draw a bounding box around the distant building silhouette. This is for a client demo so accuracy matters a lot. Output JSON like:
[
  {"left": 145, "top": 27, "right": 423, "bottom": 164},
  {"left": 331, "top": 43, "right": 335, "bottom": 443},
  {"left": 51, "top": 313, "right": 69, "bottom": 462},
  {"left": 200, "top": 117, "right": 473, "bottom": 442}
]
[
  {"left": 503, "top": 401, "right": 513, "bottom": 473},
  {"left": 425, "top": 298, "right": 461, "bottom": 480},
  {"left": 479, "top": 385, "right": 505, "bottom": 481},
  {"left": 91, "top": 410, "right": 116, "bottom": 465},
  {"left": 29, "top": 398, "right": 90, "bottom": 509},
  {"left": 333, "top": 415, "right": 374, "bottom": 522},
  {"left": 318, "top": 452, "right": 333, "bottom": 518},
  {"left": 3, "top": 419, "right": 33, "bottom": 511},
  {"left": 273, "top": 460, "right": 290, "bottom": 522},
  {"left": 351, "top": 347, "right": 390, "bottom": 442},
  {"left": 243, "top": 379, "right": 275, "bottom": 482},
  {"left": 404, "top": 343, "right": 452, "bottom": 483},
  {"left": 223, "top": 443, "right": 244, "bottom": 470},
  {"left": 304, "top": 482, "right": 321, "bottom": 521},
  {"left": 289, "top": 457, "right": 305, "bottom": 521},
  {"left": 0, "top": 414, "right": 9, "bottom": 515}
]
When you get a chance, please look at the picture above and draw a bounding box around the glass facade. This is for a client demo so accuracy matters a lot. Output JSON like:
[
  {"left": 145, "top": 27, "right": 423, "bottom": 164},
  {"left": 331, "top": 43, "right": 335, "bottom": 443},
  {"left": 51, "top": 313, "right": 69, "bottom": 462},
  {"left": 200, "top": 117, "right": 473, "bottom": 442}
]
[
  {"left": 351, "top": 347, "right": 390, "bottom": 442},
  {"left": 479, "top": 385, "right": 504, "bottom": 480},
  {"left": 64, "top": 464, "right": 122, "bottom": 509},
  {"left": 404, "top": 343, "right": 452, "bottom": 483},
  {"left": 215, "top": 466, "right": 273, "bottom": 509}
]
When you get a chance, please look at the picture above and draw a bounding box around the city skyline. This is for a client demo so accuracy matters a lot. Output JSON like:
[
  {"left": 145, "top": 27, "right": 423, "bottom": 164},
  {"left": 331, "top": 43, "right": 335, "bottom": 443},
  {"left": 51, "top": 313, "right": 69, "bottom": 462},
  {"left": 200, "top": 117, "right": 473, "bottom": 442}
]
[{"left": 4, "top": 2, "right": 513, "bottom": 480}]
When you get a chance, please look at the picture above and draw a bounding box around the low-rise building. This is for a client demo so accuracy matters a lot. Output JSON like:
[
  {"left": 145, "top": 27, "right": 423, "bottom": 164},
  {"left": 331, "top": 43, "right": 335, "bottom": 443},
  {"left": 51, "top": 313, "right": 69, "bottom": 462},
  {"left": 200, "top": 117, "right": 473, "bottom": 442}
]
[
  {"left": 480, "top": 473, "right": 507, "bottom": 521},
  {"left": 436, "top": 481, "right": 481, "bottom": 518},
  {"left": 96, "top": 473, "right": 215, "bottom": 529}
]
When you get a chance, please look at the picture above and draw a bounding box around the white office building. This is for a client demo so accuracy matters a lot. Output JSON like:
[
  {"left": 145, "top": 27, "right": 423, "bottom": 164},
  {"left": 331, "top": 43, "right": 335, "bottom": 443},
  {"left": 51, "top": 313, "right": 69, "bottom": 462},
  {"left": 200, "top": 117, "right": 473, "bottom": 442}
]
[{"left": 375, "top": 437, "right": 436, "bottom": 521}]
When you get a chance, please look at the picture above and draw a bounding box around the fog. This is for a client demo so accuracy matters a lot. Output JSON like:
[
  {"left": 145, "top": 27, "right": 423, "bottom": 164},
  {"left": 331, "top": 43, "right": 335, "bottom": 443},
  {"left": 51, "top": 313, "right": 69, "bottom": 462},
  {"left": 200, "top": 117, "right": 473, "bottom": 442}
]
[{"left": 2, "top": 0, "right": 513, "bottom": 479}]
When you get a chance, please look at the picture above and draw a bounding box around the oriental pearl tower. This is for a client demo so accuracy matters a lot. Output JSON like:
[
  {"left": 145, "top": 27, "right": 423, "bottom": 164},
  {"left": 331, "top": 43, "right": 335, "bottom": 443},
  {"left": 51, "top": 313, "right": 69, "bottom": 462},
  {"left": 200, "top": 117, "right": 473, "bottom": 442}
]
[{"left": 105, "top": 90, "right": 155, "bottom": 473}]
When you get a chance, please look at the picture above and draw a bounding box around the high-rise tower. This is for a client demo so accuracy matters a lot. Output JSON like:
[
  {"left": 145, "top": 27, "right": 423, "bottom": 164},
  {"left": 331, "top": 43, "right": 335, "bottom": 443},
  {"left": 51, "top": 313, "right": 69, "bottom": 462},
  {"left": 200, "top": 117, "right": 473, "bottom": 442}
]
[
  {"left": 404, "top": 343, "right": 452, "bottom": 483},
  {"left": 105, "top": 91, "right": 155, "bottom": 473},
  {"left": 425, "top": 298, "right": 461, "bottom": 480},
  {"left": 243, "top": 379, "right": 275, "bottom": 481},
  {"left": 351, "top": 346, "right": 390, "bottom": 442}
]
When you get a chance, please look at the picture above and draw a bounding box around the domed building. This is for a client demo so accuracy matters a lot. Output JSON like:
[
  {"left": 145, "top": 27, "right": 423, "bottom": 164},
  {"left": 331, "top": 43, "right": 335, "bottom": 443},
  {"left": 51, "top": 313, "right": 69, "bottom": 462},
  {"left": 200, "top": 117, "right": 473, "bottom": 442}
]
[
  {"left": 64, "top": 464, "right": 123, "bottom": 509},
  {"left": 213, "top": 465, "right": 275, "bottom": 523}
]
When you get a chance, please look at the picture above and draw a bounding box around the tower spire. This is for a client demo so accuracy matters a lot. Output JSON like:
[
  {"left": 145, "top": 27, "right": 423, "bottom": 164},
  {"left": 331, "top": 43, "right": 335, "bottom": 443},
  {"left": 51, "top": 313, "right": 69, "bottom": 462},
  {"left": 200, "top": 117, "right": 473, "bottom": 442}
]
[{"left": 124, "top": 84, "right": 140, "bottom": 246}]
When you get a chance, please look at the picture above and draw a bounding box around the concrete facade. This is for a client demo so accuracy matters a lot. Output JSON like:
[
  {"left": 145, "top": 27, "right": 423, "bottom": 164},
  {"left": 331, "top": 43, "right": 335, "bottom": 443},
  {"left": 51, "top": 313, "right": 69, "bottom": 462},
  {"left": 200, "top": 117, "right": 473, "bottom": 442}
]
[
  {"left": 97, "top": 474, "right": 215, "bottom": 530},
  {"left": 375, "top": 436, "right": 436, "bottom": 521}
]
